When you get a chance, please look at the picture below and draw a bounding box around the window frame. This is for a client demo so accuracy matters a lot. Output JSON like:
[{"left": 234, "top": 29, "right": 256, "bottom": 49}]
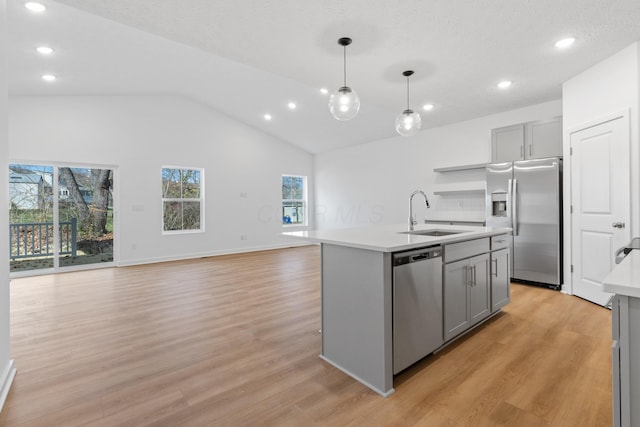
[
  {"left": 281, "top": 174, "right": 307, "bottom": 227},
  {"left": 161, "top": 166, "right": 205, "bottom": 234}
]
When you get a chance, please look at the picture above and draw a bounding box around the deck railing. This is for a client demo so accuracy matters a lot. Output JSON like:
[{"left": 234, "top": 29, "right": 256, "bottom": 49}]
[{"left": 9, "top": 218, "right": 77, "bottom": 260}]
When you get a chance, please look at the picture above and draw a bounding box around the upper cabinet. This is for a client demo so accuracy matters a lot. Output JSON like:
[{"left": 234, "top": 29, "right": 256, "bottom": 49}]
[
  {"left": 491, "top": 117, "right": 562, "bottom": 163},
  {"left": 492, "top": 123, "right": 525, "bottom": 163}
]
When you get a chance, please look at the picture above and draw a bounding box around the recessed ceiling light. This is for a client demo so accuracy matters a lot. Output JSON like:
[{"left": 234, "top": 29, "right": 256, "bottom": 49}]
[
  {"left": 287, "top": 102, "right": 297, "bottom": 110},
  {"left": 264, "top": 114, "right": 272, "bottom": 121},
  {"left": 555, "top": 37, "right": 576, "bottom": 49},
  {"left": 320, "top": 88, "right": 329, "bottom": 95},
  {"left": 422, "top": 104, "right": 435, "bottom": 111},
  {"left": 497, "top": 80, "right": 512, "bottom": 89},
  {"left": 41, "top": 74, "right": 56, "bottom": 82},
  {"left": 36, "top": 46, "right": 54, "bottom": 55},
  {"left": 25, "top": 2, "right": 46, "bottom": 12}
]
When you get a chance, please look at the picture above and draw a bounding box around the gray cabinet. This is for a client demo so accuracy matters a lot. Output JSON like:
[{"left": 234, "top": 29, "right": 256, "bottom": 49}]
[
  {"left": 491, "top": 117, "right": 562, "bottom": 162},
  {"left": 444, "top": 253, "right": 490, "bottom": 341},
  {"left": 612, "top": 294, "right": 640, "bottom": 427},
  {"left": 469, "top": 254, "right": 490, "bottom": 324},
  {"left": 527, "top": 117, "right": 563, "bottom": 159},
  {"left": 492, "top": 123, "right": 524, "bottom": 163},
  {"left": 490, "top": 248, "right": 510, "bottom": 312},
  {"left": 444, "top": 258, "right": 469, "bottom": 340}
]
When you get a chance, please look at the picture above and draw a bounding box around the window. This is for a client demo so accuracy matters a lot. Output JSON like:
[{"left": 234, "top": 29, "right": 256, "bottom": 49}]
[
  {"left": 162, "top": 167, "right": 203, "bottom": 233},
  {"left": 282, "top": 175, "right": 306, "bottom": 226}
]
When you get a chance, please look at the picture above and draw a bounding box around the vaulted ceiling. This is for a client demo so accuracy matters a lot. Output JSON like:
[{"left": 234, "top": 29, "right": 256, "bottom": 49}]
[{"left": 8, "top": 0, "right": 640, "bottom": 153}]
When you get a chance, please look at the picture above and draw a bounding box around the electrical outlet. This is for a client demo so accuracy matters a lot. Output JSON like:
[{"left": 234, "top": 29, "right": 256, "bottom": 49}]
[
  {"left": 458, "top": 201, "right": 464, "bottom": 208},
  {"left": 240, "top": 235, "right": 247, "bottom": 241},
  {"left": 131, "top": 243, "right": 137, "bottom": 250}
]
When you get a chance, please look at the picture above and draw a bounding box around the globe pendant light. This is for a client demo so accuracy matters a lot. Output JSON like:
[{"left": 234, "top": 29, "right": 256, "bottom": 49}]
[
  {"left": 395, "top": 70, "right": 422, "bottom": 136},
  {"left": 329, "top": 37, "right": 360, "bottom": 121}
]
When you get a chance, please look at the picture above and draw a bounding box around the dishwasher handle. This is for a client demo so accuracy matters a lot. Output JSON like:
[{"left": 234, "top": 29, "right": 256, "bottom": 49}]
[{"left": 393, "top": 247, "right": 442, "bottom": 266}]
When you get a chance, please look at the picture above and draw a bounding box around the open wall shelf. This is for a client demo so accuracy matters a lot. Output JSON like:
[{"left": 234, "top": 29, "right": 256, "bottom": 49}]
[
  {"left": 433, "top": 163, "right": 487, "bottom": 173},
  {"left": 432, "top": 181, "right": 486, "bottom": 195}
]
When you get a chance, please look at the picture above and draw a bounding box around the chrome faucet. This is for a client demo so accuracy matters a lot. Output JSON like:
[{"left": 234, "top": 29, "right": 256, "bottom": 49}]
[{"left": 408, "top": 190, "right": 430, "bottom": 231}]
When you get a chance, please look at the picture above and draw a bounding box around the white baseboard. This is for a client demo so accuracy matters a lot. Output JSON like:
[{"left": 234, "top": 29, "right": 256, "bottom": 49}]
[
  {"left": 0, "top": 359, "right": 16, "bottom": 412},
  {"left": 118, "top": 241, "right": 313, "bottom": 267}
]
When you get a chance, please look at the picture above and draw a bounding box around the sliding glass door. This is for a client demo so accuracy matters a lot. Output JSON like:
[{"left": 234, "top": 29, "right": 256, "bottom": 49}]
[{"left": 9, "top": 163, "right": 115, "bottom": 275}]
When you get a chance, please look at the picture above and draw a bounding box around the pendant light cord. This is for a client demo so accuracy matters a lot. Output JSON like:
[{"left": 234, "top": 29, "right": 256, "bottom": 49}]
[
  {"left": 343, "top": 45, "right": 347, "bottom": 87},
  {"left": 406, "top": 75, "right": 410, "bottom": 110}
]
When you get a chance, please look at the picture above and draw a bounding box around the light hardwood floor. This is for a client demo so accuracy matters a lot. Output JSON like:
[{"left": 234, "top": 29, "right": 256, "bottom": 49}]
[{"left": 1, "top": 245, "right": 612, "bottom": 426}]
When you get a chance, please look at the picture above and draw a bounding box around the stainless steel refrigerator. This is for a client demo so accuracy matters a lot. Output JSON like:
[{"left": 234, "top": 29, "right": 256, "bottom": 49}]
[{"left": 486, "top": 157, "right": 562, "bottom": 289}]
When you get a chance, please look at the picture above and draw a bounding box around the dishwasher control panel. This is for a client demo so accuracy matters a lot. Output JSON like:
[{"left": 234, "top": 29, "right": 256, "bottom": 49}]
[{"left": 393, "top": 246, "right": 442, "bottom": 266}]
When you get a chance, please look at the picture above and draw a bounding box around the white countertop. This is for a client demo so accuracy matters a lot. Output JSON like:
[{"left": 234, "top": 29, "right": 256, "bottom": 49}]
[
  {"left": 282, "top": 223, "right": 511, "bottom": 252},
  {"left": 603, "top": 251, "right": 640, "bottom": 298}
]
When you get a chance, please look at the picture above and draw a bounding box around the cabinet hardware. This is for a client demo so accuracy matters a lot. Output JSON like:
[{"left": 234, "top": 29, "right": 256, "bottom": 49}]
[
  {"left": 612, "top": 222, "right": 626, "bottom": 229},
  {"left": 492, "top": 258, "right": 498, "bottom": 277},
  {"left": 465, "top": 265, "right": 477, "bottom": 287},
  {"left": 472, "top": 265, "right": 477, "bottom": 287},
  {"left": 469, "top": 265, "right": 476, "bottom": 287},
  {"left": 529, "top": 143, "right": 532, "bottom": 157}
]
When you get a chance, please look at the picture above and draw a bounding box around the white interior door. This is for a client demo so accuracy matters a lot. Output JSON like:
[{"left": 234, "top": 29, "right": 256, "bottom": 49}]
[{"left": 570, "top": 114, "right": 630, "bottom": 306}]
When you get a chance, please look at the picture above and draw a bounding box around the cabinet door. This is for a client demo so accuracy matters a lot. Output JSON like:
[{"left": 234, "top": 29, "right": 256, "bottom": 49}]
[
  {"left": 444, "top": 259, "right": 470, "bottom": 341},
  {"left": 492, "top": 123, "right": 525, "bottom": 162},
  {"left": 468, "top": 254, "right": 490, "bottom": 325},
  {"left": 491, "top": 248, "right": 510, "bottom": 312},
  {"left": 526, "top": 117, "right": 562, "bottom": 159}
]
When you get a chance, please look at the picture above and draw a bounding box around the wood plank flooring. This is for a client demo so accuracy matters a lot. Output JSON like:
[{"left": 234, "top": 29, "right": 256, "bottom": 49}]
[{"left": 1, "top": 245, "right": 612, "bottom": 426}]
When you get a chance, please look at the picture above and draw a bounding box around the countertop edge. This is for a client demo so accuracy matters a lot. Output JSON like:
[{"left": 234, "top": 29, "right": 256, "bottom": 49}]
[
  {"left": 282, "top": 225, "right": 511, "bottom": 253},
  {"left": 603, "top": 251, "right": 640, "bottom": 298}
]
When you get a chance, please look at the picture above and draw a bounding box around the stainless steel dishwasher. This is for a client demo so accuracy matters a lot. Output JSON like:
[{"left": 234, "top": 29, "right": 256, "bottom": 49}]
[{"left": 393, "top": 245, "right": 444, "bottom": 374}]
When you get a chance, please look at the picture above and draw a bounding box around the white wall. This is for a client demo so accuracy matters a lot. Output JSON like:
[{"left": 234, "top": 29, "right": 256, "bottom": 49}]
[
  {"left": 0, "top": 0, "right": 16, "bottom": 411},
  {"left": 314, "top": 99, "right": 562, "bottom": 230},
  {"left": 563, "top": 42, "right": 639, "bottom": 233},
  {"left": 562, "top": 41, "right": 640, "bottom": 294},
  {"left": 9, "top": 95, "right": 314, "bottom": 266}
]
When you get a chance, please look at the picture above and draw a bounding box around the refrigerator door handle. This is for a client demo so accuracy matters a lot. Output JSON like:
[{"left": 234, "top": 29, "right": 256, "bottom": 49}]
[{"left": 512, "top": 178, "right": 519, "bottom": 236}]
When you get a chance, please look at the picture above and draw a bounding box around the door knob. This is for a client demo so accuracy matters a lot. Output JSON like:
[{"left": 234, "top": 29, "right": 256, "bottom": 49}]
[{"left": 612, "top": 222, "right": 626, "bottom": 229}]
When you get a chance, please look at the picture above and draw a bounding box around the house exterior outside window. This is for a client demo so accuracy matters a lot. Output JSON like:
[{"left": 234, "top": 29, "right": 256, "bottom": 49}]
[
  {"left": 162, "top": 167, "right": 204, "bottom": 233},
  {"left": 282, "top": 175, "right": 306, "bottom": 226}
]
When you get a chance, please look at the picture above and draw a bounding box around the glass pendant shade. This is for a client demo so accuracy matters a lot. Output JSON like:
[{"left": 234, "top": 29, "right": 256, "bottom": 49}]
[
  {"left": 396, "top": 70, "right": 422, "bottom": 136},
  {"left": 329, "top": 86, "right": 360, "bottom": 121},
  {"left": 329, "top": 37, "right": 359, "bottom": 121},
  {"left": 395, "top": 109, "right": 422, "bottom": 136}
]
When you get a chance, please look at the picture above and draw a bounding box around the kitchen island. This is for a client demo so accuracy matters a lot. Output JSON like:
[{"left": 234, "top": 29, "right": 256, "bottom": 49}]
[
  {"left": 283, "top": 223, "right": 512, "bottom": 396},
  {"left": 603, "top": 251, "right": 640, "bottom": 426}
]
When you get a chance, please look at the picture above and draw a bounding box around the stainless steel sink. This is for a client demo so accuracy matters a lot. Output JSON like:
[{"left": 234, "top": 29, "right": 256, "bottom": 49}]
[{"left": 398, "top": 229, "right": 466, "bottom": 237}]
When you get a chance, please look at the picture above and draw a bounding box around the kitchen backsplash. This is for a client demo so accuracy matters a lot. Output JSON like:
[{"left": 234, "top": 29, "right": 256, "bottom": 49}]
[{"left": 428, "top": 192, "right": 486, "bottom": 223}]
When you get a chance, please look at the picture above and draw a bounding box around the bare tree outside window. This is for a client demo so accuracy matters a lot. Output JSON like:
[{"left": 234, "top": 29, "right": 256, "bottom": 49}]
[{"left": 162, "top": 167, "right": 203, "bottom": 232}]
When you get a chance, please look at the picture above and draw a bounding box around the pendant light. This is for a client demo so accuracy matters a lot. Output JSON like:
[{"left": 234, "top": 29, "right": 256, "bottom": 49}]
[
  {"left": 328, "top": 37, "right": 360, "bottom": 121},
  {"left": 395, "top": 70, "right": 422, "bottom": 136}
]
